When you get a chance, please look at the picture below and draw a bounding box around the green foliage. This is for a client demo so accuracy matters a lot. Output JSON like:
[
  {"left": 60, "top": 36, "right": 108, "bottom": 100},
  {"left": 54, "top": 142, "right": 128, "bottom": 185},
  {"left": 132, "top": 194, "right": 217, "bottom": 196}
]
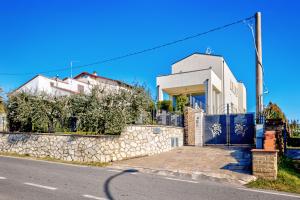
[
  {"left": 289, "top": 119, "right": 300, "bottom": 137},
  {"left": 6, "top": 85, "right": 153, "bottom": 135},
  {"left": 0, "top": 87, "right": 5, "bottom": 113},
  {"left": 175, "top": 95, "right": 188, "bottom": 113},
  {"left": 263, "top": 102, "right": 287, "bottom": 121},
  {"left": 157, "top": 100, "right": 173, "bottom": 112}
]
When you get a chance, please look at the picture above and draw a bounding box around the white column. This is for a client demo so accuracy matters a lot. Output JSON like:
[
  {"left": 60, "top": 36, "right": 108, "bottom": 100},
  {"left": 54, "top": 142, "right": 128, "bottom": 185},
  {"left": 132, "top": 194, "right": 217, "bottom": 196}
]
[
  {"left": 157, "top": 85, "right": 163, "bottom": 101},
  {"left": 204, "top": 79, "right": 213, "bottom": 114}
]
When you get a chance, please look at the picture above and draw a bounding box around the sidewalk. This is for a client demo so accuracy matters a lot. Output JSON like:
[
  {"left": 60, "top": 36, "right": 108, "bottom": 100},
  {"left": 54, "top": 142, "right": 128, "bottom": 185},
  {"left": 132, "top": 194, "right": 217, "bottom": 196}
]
[{"left": 111, "top": 146, "right": 256, "bottom": 185}]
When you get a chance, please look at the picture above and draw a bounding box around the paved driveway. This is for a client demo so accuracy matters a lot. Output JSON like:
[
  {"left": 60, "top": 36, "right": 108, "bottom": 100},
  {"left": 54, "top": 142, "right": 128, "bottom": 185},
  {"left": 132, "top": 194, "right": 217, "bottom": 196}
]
[{"left": 111, "top": 146, "right": 256, "bottom": 184}]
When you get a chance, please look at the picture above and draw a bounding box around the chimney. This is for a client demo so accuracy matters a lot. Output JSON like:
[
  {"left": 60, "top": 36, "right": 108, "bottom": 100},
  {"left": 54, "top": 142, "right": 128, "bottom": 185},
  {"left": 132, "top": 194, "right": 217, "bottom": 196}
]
[{"left": 92, "top": 71, "right": 97, "bottom": 76}]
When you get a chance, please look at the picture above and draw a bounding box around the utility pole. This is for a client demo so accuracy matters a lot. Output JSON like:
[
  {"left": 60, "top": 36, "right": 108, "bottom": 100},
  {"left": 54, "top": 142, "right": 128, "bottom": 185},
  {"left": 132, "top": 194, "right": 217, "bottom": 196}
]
[{"left": 255, "top": 12, "right": 263, "bottom": 123}]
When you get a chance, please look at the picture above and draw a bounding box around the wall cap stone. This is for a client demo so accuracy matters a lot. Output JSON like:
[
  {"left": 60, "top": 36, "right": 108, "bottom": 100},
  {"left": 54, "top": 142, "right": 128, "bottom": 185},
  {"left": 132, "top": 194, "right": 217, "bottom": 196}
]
[
  {"left": 127, "top": 125, "right": 184, "bottom": 129},
  {"left": 0, "top": 132, "right": 120, "bottom": 138},
  {"left": 251, "top": 149, "right": 279, "bottom": 153}
]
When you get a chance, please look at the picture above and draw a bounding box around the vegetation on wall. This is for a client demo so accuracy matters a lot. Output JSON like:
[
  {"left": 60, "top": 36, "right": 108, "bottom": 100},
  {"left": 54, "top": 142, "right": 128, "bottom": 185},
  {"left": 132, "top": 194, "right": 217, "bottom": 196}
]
[
  {"left": 263, "top": 102, "right": 287, "bottom": 121},
  {"left": 6, "top": 85, "right": 153, "bottom": 135}
]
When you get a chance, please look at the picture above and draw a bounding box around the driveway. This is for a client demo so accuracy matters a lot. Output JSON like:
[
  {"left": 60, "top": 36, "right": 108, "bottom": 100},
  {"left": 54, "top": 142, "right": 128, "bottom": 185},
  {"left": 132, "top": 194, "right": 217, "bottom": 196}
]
[{"left": 111, "top": 146, "right": 256, "bottom": 184}]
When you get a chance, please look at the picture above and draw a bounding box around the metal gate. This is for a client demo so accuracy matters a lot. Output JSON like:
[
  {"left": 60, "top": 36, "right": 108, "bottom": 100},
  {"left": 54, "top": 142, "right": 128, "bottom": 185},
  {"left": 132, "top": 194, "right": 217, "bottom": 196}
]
[{"left": 204, "top": 113, "right": 255, "bottom": 145}]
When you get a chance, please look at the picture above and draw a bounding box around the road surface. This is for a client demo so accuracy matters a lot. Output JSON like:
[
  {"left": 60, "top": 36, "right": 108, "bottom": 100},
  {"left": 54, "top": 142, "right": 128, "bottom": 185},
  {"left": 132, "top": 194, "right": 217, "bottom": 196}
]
[{"left": 0, "top": 156, "right": 299, "bottom": 200}]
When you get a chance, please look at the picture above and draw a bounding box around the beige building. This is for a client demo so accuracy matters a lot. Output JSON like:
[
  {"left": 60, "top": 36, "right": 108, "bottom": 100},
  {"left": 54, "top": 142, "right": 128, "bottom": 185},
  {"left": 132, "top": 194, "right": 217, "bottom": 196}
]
[{"left": 156, "top": 53, "right": 246, "bottom": 114}]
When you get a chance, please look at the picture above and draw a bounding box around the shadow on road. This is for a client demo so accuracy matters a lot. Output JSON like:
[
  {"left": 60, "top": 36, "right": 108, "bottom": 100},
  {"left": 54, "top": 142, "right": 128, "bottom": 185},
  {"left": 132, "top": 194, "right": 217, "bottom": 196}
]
[{"left": 104, "top": 169, "right": 139, "bottom": 200}]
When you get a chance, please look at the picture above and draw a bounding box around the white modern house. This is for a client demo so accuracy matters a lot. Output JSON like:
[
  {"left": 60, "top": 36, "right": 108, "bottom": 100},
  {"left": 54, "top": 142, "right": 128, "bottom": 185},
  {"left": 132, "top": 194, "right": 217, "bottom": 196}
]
[
  {"left": 156, "top": 53, "right": 247, "bottom": 114},
  {"left": 12, "top": 72, "right": 131, "bottom": 96}
]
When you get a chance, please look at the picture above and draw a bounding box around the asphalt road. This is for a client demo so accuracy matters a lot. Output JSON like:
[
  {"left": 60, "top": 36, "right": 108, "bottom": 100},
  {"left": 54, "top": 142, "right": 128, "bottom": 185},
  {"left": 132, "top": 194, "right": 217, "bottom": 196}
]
[{"left": 0, "top": 156, "right": 299, "bottom": 200}]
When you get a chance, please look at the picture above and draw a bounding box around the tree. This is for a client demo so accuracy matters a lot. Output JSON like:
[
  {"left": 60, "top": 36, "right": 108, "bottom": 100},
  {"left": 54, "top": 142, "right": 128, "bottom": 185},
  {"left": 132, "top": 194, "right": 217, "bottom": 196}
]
[
  {"left": 263, "top": 102, "right": 286, "bottom": 121},
  {"left": 175, "top": 95, "right": 188, "bottom": 113},
  {"left": 0, "top": 87, "right": 4, "bottom": 113}
]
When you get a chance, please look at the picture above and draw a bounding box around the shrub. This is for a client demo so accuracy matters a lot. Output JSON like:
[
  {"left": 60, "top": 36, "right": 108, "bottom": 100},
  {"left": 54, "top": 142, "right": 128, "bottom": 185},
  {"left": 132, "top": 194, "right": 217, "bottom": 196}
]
[
  {"left": 6, "top": 85, "right": 153, "bottom": 135},
  {"left": 157, "top": 100, "right": 173, "bottom": 112}
]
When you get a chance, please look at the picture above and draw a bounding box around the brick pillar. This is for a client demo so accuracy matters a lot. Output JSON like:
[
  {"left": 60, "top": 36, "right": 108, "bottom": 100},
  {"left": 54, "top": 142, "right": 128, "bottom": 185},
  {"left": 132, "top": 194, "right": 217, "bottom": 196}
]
[
  {"left": 264, "top": 131, "right": 276, "bottom": 150},
  {"left": 251, "top": 149, "right": 278, "bottom": 180}
]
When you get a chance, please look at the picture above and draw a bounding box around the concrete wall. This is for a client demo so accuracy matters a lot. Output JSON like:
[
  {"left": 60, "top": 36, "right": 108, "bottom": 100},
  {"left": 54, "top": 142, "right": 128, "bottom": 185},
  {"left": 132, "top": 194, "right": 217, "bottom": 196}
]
[{"left": 0, "top": 125, "right": 183, "bottom": 163}]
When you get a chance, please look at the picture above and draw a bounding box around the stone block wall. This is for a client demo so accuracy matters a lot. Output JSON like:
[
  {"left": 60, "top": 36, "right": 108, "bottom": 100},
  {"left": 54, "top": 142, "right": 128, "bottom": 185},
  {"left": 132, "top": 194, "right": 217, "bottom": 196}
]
[
  {"left": 184, "top": 107, "right": 195, "bottom": 145},
  {"left": 0, "top": 125, "right": 183, "bottom": 163},
  {"left": 252, "top": 149, "right": 278, "bottom": 180}
]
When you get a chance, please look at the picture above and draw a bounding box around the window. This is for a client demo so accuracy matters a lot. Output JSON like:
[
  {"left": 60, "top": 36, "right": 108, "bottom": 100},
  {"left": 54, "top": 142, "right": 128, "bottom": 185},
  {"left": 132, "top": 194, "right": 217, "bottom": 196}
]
[
  {"left": 50, "top": 82, "right": 54, "bottom": 87},
  {"left": 78, "top": 84, "right": 84, "bottom": 93}
]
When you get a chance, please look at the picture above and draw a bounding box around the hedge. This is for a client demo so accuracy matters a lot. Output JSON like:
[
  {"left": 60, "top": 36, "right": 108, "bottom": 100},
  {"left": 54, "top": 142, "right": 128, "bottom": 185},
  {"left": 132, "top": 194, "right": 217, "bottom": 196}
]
[{"left": 6, "top": 85, "right": 153, "bottom": 135}]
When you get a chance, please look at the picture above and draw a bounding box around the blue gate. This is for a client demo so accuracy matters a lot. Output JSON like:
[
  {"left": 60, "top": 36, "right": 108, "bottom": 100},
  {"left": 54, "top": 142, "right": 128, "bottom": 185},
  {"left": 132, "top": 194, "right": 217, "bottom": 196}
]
[{"left": 204, "top": 113, "right": 255, "bottom": 145}]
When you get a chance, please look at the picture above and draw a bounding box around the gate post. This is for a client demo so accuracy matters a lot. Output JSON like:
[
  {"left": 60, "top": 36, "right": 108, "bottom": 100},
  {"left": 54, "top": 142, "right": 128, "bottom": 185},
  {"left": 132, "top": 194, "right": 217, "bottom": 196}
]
[
  {"left": 195, "top": 110, "right": 204, "bottom": 146},
  {"left": 184, "top": 107, "right": 204, "bottom": 146},
  {"left": 184, "top": 107, "right": 195, "bottom": 145}
]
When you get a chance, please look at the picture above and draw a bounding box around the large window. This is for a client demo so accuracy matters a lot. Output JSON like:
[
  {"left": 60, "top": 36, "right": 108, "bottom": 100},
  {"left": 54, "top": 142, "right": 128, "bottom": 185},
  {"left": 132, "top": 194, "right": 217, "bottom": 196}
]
[{"left": 190, "top": 93, "right": 206, "bottom": 111}]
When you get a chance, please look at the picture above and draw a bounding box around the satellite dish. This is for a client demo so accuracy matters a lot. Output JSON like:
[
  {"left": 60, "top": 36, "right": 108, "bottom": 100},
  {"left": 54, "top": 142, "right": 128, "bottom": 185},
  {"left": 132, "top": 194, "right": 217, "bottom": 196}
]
[{"left": 205, "top": 47, "right": 212, "bottom": 55}]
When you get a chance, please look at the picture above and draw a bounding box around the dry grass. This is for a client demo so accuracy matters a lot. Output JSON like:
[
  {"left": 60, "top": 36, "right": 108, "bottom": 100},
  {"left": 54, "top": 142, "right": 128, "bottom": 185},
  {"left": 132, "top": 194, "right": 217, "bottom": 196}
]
[{"left": 0, "top": 151, "right": 110, "bottom": 167}]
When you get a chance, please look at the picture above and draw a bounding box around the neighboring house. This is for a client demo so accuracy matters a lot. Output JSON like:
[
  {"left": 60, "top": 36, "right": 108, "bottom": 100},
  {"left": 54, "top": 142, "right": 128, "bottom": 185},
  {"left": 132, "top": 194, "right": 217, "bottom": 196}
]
[
  {"left": 12, "top": 72, "right": 131, "bottom": 96},
  {"left": 156, "top": 53, "right": 247, "bottom": 114}
]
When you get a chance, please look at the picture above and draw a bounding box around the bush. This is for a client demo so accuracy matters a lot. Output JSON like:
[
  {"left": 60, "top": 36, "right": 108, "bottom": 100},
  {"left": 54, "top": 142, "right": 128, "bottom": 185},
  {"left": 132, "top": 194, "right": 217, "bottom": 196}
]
[
  {"left": 157, "top": 100, "right": 173, "bottom": 112},
  {"left": 6, "top": 85, "right": 153, "bottom": 135}
]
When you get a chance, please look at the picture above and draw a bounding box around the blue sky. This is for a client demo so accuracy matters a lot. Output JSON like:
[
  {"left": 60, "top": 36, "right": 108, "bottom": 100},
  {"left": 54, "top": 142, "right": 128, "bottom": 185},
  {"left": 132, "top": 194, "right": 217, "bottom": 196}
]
[{"left": 0, "top": 0, "right": 299, "bottom": 120}]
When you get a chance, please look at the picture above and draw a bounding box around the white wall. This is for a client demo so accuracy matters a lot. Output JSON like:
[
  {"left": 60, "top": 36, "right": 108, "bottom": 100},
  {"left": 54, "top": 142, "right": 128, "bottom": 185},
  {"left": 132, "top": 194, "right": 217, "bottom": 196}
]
[
  {"left": 223, "top": 62, "right": 240, "bottom": 113},
  {"left": 238, "top": 82, "right": 247, "bottom": 113},
  {"left": 171, "top": 54, "right": 224, "bottom": 79},
  {"left": 157, "top": 53, "right": 247, "bottom": 114},
  {"left": 15, "top": 74, "right": 126, "bottom": 97}
]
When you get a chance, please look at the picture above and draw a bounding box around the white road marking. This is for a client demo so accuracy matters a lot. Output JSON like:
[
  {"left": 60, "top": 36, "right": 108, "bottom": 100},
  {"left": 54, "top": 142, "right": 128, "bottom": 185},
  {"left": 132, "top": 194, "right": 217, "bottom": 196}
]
[
  {"left": 0, "top": 176, "right": 7, "bottom": 180},
  {"left": 82, "top": 194, "right": 108, "bottom": 200},
  {"left": 24, "top": 182, "right": 57, "bottom": 190},
  {"left": 165, "top": 177, "right": 198, "bottom": 184},
  {"left": 238, "top": 187, "right": 300, "bottom": 199}
]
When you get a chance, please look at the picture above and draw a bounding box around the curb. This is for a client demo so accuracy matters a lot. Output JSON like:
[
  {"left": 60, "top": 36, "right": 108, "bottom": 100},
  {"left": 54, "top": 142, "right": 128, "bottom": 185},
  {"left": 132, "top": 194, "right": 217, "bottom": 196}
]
[{"left": 110, "top": 164, "right": 257, "bottom": 185}]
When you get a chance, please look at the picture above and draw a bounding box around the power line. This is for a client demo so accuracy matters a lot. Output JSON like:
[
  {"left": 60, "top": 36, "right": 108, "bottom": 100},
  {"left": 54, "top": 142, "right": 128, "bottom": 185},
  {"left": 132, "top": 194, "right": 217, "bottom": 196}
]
[
  {"left": 0, "top": 15, "right": 255, "bottom": 76},
  {"left": 244, "top": 19, "right": 268, "bottom": 94}
]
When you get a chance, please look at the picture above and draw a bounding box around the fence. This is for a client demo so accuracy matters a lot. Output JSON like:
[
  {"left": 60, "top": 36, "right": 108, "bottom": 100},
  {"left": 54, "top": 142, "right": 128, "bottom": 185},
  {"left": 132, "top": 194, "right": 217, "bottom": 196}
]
[{"left": 155, "top": 111, "right": 184, "bottom": 127}]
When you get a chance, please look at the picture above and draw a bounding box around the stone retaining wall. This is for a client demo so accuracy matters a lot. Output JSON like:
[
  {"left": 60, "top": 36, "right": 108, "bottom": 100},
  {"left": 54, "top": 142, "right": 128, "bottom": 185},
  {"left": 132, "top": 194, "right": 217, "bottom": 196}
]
[{"left": 0, "top": 125, "right": 183, "bottom": 163}]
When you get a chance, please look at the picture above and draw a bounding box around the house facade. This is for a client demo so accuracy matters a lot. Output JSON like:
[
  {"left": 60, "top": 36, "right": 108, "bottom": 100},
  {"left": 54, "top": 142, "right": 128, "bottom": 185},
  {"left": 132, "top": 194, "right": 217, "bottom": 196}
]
[
  {"left": 13, "top": 72, "right": 130, "bottom": 96},
  {"left": 156, "top": 53, "right": 246, "bottom": 114}
]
